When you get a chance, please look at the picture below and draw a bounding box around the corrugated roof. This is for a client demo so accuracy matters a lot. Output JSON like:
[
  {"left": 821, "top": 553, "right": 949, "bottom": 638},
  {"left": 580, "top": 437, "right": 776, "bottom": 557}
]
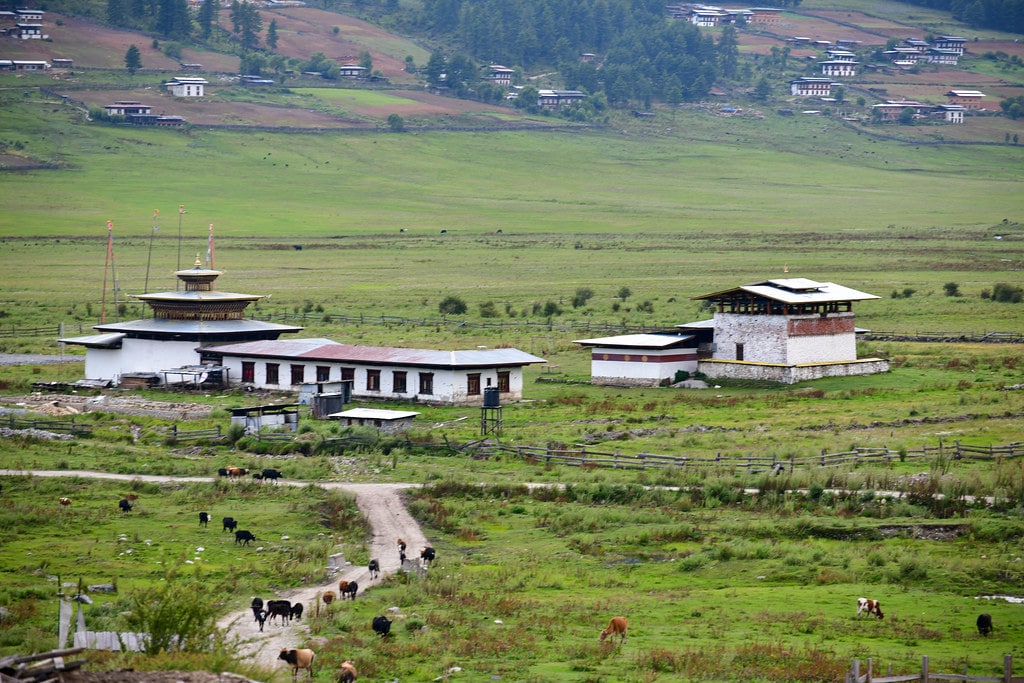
[
  {"left": 58, "top": 332, "right": 125, "bottom": 348},
  {"left": 210, "top": 339, "right": 546, "bottom": 368},
  {"left": 694, "top": 279, "right": 879, "bottom": 304},
  {"left": 329, "top": 408, "right": 420, "bottom": 420},
  {"left": 94, "top": 319, "right": 303, "bottom": 335},
  {"left": 574, "top": 333, "right": 694, "bottom": 349},
  {"left": 134, "top": 290, "right": 262, "bottom": 303}
]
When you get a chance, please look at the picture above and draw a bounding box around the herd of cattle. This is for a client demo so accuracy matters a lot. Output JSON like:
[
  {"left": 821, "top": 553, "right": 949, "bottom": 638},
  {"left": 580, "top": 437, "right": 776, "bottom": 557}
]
[{"left": 857, "top": 597, "right": 995, "bottom": 638}]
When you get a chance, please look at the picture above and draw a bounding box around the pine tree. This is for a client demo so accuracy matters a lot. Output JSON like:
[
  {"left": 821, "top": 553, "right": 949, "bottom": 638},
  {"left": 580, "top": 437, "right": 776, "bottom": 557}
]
[{"left": 125, "top": 44, "right": 142, "bottom": 76}]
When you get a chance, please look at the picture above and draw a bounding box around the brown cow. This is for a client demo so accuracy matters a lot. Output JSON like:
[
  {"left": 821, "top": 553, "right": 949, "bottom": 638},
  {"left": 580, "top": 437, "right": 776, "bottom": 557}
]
[
  {"left": 600, "top": 616, "right": 628, "bottom": 644},
  {"left": 339, "top": 659, "right": 357, "bottom": 682},
  {"left": 322, "top": 590, "right": 336, "bottom": 605},
  {"left": 857, "top": 597, "right": 884, "bottom": 619},
  {"left": 58, "top": 497, "right": 72, "bottom": 508}
]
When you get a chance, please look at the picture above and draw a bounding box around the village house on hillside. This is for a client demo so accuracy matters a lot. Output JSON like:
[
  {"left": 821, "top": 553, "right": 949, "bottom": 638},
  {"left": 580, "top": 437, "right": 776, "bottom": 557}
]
[
  {"left": 165, "top": 76, "right": 207, "bottom": 97},
  {"left": 576, "top": 279, "right": 889, "bottom": 386}
]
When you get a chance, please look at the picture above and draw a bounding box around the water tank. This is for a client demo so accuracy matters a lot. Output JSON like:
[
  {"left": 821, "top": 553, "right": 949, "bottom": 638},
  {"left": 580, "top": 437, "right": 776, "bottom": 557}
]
[{"left": 483, "top": 386, "right": 500, "bottom": 408}]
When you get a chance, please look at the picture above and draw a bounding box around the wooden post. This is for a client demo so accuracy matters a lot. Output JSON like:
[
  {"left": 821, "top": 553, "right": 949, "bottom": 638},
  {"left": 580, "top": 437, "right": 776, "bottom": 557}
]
[
  {"left": 1004, "top": 654, "right": 1012, "bottom": 683},
  {"left": 852, "top": 659, "right": 860, "bottom": 683},
  {"left": 922, "top": 655, "right": 929, "bottom": 683},
  {"left": 867, "top": 658, "right": 872, "bottom": 683}
]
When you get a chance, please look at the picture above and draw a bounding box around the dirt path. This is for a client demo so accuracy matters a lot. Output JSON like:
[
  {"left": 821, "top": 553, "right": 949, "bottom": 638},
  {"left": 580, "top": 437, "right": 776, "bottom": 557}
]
[{"left": 0, "top": 470, "right": 429, "bottom": 675}]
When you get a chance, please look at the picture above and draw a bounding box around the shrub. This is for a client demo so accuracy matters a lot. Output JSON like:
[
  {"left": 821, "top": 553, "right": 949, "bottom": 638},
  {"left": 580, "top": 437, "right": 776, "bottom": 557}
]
[{"left": 438, "top": 296, "right": 467, "bottom": 315}]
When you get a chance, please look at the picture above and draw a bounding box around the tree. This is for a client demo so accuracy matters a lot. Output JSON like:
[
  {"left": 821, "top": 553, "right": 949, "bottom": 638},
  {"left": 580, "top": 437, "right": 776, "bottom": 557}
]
[
  {"left": 266, "top": 18, "right": 278, "bottom": 49},
  {"left": 359, "top": 50, "right": 373, "bottom": 72},
  {"left": 898, "top": 107, "right": 916, "bottom": 125},
  {"left": 571, "top": 287, "right": 594, "bottom": 308},
  {"left": 425, "top": 50, "right": 445, "bottom": 87},
  {"left": 943, "top": 282, "right": 961, "bottom": 297},
  {"left": 438, "top": 296, "right": 467, "bottom": 315},
  {"left": 387, "top": 113, "right": 404, "bottom": 132},
  {"left": 125, "top": 565, "right": 223, "bottom": 654},
  {"left": 198, "top": 0, "right": 216, "bottom": 38},
  {"left": 753, "top": 76, "right": 771, "bottom": 101},
  {"left": 124, "top": 44, "right": 142, "bottom": 76},
  {"left": 617, "top": 286, "right": 632, "bottom": 302}
]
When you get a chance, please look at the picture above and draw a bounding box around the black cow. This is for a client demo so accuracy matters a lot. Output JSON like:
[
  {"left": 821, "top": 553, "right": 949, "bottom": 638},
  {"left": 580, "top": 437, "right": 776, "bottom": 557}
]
[
  {"left": 420, "top": 546, "right": 436, "bottom": 566},
  {"left": 199, "top": 512, "right": 209, "bottom": 527},
  {"left": 290, "top": 602, "right": 303, "bottom": 621},
  {"left": 235, "top": 529, "right": 256, "bottom": 546},
  {"left": 372, "top": 615, "right": 392, "bottom": 637},
  {"left": 118, "top": 499, "right": 133, "bottom": 513},
  {"left": 266, "top": 599, "right": 291, "bottom": 625},
  {"left": 368, "top": 559, "right": 380, "bottom": 579},
  {"left": 977, "top": 613, "right": 993, "bottom": 636},
  {"left": 343, "top": 580, "right": 358, "bottom": 601},
  {"left": 223, "top": 517, "right": 238, "bottom": 533},
  {"left": 261, "top": 468, "right": 283, "bottom": 483},
  {"left": 217, "top": 467, "right": 229, "bottom": 477},
  {"left": 251, "top": 597, "right": 264, "bottom": 622},
  {"left": 254, "top": 609, "right": 267, "bottom": 632}
]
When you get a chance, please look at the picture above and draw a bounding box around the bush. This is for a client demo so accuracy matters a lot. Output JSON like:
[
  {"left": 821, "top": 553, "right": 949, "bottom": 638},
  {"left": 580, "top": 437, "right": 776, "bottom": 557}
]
[
  {"left": 438, "top": 296, "right": 467, "bottom": 315},
  {"left": 992, "top": 282, "right": 1023, "bottom": 303}
]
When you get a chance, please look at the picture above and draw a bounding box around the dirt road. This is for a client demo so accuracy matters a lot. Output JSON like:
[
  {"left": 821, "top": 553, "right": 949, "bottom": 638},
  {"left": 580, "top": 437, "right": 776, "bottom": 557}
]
[{"left": 0, "top": 470, "right": 429, "bottom": 675}]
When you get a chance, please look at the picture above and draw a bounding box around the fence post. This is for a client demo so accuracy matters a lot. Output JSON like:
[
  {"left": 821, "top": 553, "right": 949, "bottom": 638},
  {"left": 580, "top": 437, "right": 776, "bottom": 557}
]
[
  {"left": 216, "top": 425, "right": 221, "bottom": 438},
  {"left": 171, "top": 424, "right": 177, "bottom": 439},
  {"left": 922, "top": 655, "right": 929, "bottom": 683},
  {"left": 822, "top": 448, "right": 827, "bottom": 466},
  {"left": 852, "top": 659, "right": 859, "bottom": 683},
  {"left": 1004, "top": 654, "right": 1012, "bottom": 683},
  {"left": 867, "top": 658, "right": 872, "bottom": 683}
]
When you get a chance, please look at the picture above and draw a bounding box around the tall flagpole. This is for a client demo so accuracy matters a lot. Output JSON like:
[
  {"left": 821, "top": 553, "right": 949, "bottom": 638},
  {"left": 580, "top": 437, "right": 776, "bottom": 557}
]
[
  {"left": 144, "top": 209, "right": 159, "bottom": 294},
  {"left": 100, "top": 221, "right": 113, "bottom": 323},
  {"left": 176, "top": 204, "right": 186, "bottom": 289},
  {"left": 207, "top": 223, "right": 215, "bottom": 270}
]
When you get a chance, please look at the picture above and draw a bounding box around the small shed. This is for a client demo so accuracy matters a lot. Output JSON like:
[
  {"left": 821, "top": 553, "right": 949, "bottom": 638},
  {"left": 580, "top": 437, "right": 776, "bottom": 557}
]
[
  {"left": 328, "top": 408, "right": 419, "bottom": 434},
  {"left": 229, "top": 404, "right": 300, "bottom": 435}
]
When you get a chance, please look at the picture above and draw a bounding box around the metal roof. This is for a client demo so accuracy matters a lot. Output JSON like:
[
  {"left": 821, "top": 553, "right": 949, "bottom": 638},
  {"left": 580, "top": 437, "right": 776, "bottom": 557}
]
[
  {"left": 329, "top": 408, "right": 420, "bottom": 421},
  {"left": 574, "top": 333, "right": 694, "bottom": 349},
  {"left": 209, "top": 338, "right": 546, "bottom": 368},
  {"left": 58, "top": 332, "right": 125, "bottom": 348},
  {"left": 94, "top": 318, "right": 302, "bottom": 336},
  {"left": 693, "top": 279, "right": 879, "bottom": 304},
  {"left": 134, "top": 290, "right": 263, "bottom": 303}
]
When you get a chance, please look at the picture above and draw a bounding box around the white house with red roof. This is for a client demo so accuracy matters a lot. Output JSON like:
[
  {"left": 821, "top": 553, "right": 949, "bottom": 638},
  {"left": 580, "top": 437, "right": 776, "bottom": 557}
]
[{"left": 573, "top": 332, "right": 698, "bottom": 387}]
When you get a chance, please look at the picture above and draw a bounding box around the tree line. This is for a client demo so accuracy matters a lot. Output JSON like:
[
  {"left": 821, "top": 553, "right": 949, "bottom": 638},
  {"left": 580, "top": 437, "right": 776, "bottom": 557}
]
[{"left": 896, "top": 0, "right": 1024, "bottom": 34}]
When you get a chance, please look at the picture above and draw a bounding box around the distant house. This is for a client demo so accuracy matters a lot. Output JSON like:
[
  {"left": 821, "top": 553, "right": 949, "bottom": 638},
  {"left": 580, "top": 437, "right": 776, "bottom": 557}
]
[
  {"left": 15, "top": 23, "right": 42, "bottom": 39},
  {"left": 180, "top": 63, "right": 203, "bottom": 72},
  {"left": 790, "top": 77, "right": 836, "bottom": 97},
  {"left": 328, "top": 408, "right": 419, "bottom": 435},
  {"left": 240, "top": 74, "right": 274, "bottom": 85},
  {"left": 52, "top": 58, "right": 73, "bottom": 69},
  {"left": 904, "top": 38, "right": 930, "bottom": 53},
  {"left": 2, "top": 59, "right": 48, "bottom": 70},
  {"left": 825, "top": 48, "right": 857, "bottom": 61},
  {"left": 165, "top": 76, "right": 207, "bottom": 97},
  {"left": 15, "top": 8, "right": 44, "bottom": 21},
  {"left": 933, "top": 103, "right": 965, "bottom": 123},
  {"left": 932, "top": 35, "right": 966, "bottom": 55},
  {"left": 104, "top": 101, "right": 151, "bottom": 117},
  {"left": 883, "top": 47, "right": 922, "bottom": 66},
  {"left": 820, "top": 60, "right": 857, "bottom": 77},
  {"left": 337, "top": 64, "right": 366, "bottom": 78},
  {"left": 486, "top": 64, "right": 515, "bottom": 86},
  {"left": 687, "top": 278, "right": 888, "bottom": 384},
  {"left": 203, "top": 338, "right": 546, "bottom": 406},
  {"left": 537, "top": 89, "right": 585, "bottom": 108},
  {"left": 690, "top": 7, "right": 727, "bottom": 26},
  {"left": 946, "top": 89, "right": 984, "bottom": 109},
  {"left": 872, "top": 100, "right": 928, "bottom": 120},
  {"left": 573, "top": 332, "right": 699, "bottom": 387},
  {"left": 926, "top": 48, "right": 959, "bottom": 65},
  {"left": 748, "top": 7, "right": 783, "bottom": 24}
]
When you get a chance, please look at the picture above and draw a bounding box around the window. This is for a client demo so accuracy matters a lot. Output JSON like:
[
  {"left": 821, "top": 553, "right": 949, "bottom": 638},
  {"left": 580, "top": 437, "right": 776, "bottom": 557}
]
[
  {"left": 393, "top": 371, "right": 407, "bottom": 394},
  {"left": 341, "top": 367, "right": 354, "bottom": 382},
  {"left": 241, "top": 361, "right": 255, "bottom": 383},
  {"left": 366, "top": 369, "right": 381, "bottom": 391},
  {"left": 418, "top": 372, "right": 434, "bottom": 395},
  {"left": 467, "top": 373, "right": 481, "bottom": 396},
  {"left": 736, "top": 343, "right": 744, "bottom": 361},
  {"left": 316, "top": 366, "right": 331, "bottom": 382},
  {"left": 265, "top": 363, "right": 279, "bottom": 385},
  {"left": 497, "top": 371, "right": 510, "bottom": 393},
  {"left": 290, "top": 364, "right": 305, "bottom": 385}
]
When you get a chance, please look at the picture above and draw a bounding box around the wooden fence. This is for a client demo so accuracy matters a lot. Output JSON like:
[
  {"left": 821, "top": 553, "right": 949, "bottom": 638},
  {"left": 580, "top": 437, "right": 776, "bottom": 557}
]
[
  {"left": 849, "top": 656, "right": 1022, "bottom": 683},
  {"left": 3, "top": 415, "right": 91, "bottom": 436},
  {"left": 167, "top": 425, "right": 222, "bottom": 442}
]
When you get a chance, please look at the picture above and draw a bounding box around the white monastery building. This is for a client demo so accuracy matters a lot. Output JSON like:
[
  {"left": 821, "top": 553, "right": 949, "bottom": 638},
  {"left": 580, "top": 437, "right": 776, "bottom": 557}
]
[
  {"left": 204, "top": 338, "right": 545, "bottom": 406},
  {"left": 688, "top": 278, "right": 889, "bottom": 384},
  {"left": 573, "top": 332, "right": 698, "bottom": 387},
  {"left": 60, "top": 262, "right": 301, "bottom": 385}
]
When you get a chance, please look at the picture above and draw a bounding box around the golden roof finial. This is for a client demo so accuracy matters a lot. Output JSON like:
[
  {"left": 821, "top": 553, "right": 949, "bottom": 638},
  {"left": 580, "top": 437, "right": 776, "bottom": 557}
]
[
  {"left": 783, "top": 265, "right": 789, "bottom": 273},
  {"left": 194, "top": 253, "right": 203, "bottom": 268}
]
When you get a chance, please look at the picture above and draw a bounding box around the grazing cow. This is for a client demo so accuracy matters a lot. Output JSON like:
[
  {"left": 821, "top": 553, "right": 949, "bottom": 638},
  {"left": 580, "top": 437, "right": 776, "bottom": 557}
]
[
  {"left": 338, "top": 580, "right": 349, "bottom": 594},
  {"left": 225, "top": 466, "right": 248, "bottom": 478},
  {"left": 251, "top": 597, "right": 264, "bottom": 622},
  {"left": 266, "top": 600, "right": 291, "bottom": 625},
  {"left": 118, "top": 499, "right": 133, "bottom": 513},
  {"left": 322, "top": 590, "right": 336, "bottom": 605},
  {"left": 199, "top": 512, "right": 209, "bottom": 528},
  {"left": 857, "top": 597, "right": 884, "bottom": 619},
  {"left": 278, "top": 648, "right": 315, "bottom": 681},
  {"left": 368, "top": 559, "right": 380, "bottom": 579},
  {"left": 372, "top": 615, "right": 391, "bottom": 637},
  {"left": 977, "top": 613, "right": 993, "bottom": 636},
  {"left": 600, "top": 616, "right": 628, "bottom": 644},
  {"left": 223, "top": 517, "right": 238, "bottom": 533},
  {"left": 217, "top": 467, "right": 229, "bottom": 477},
  {"left": 420, "top": 546, "right": 436, "bottom": 567},
  {"left": 290, "top": 602, "right": 304, "bottom": 621},
  {"left": 343, "top": 581, "right": 358, "bottom": 601},
  {"left": 59, "top": 497, "right": 72, "bottom": 508},
  {"left": 255, "top": 609, "right": 267, "bottom": 632},
  {"left": 339, "top": 660, "right": 357, "bottom": 683},
  {"left": 252, "top": 473, "right": 263, "bottom": 481},
  {"left": 399, "top": 548, "right": 406, "bottom": 566},
  {"left": 261, "top": 468, "right": 283, "bottom": 483},
  {"left": 124, "top": 493, "right": 139, "bottom": 502},
  {"left": 234, "top": 529, "right": 256, "bottom": 546}
]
